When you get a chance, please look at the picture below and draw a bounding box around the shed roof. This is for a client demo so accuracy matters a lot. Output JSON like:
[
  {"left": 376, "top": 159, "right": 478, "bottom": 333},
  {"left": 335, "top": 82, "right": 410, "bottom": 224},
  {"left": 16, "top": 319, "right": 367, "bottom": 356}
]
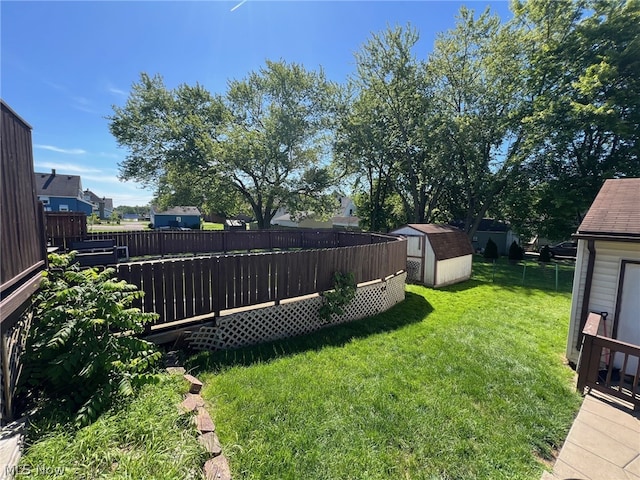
[
  {"left": 403, "top": 224, "right": 474, "bottom": 261},
  {"left": 577, "top": 178, "right": 640, "bottom": 238},
  {"left": 34, "top": 171, "right": 81, "bottom": 197},
  {"left": 153, "top": 206, "right": 201, "bottom": 216}
]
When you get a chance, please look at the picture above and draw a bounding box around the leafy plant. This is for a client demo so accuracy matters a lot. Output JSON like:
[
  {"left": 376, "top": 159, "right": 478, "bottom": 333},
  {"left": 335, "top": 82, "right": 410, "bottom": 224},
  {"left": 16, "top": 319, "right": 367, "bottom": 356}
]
[
  {"left": 508, "top": 240, "right": 524, "bottom": 262},
  {"left": 19, "top": 252, "right": 161, "bottom": 427},
  {"left": 483, "top": 238, "right": 499, "bottom": 260},
  {"left": 319, "top": 272, "right": 356, "bottom": 322},
  {"left": 539, "top": 245, "right": 552, "bottom": 263}
]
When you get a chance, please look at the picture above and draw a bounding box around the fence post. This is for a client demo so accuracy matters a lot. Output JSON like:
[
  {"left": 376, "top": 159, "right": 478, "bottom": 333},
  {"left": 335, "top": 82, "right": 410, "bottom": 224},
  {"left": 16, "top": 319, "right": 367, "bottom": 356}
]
[
  {"left": 521, "top": 262, "right": 526, "bottom": 286},
  {"left": 555, "top": 263, "right": 559, "bottom": 291}
]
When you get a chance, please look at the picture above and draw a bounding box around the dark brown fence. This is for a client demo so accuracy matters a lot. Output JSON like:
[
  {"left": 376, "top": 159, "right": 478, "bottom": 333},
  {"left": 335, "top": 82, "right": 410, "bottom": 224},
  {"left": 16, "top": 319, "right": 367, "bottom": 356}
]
[
  {"left": 1, "top": 101, "right": 47, "bottom": 328},
  {"left": 46, "top": 212, "right": 87, "bottom": 250},
  {"left": 86, "top": 229, "right": 392, "bottom": 258},
  {"left": 1, "top": 100, "right": 48, "bottom": 424},
  {"left": 577, "top": 312, "right": 640, "bottom": 410},
  {"left": 115, "top": 234, "right": 406, "bottom": 329}
]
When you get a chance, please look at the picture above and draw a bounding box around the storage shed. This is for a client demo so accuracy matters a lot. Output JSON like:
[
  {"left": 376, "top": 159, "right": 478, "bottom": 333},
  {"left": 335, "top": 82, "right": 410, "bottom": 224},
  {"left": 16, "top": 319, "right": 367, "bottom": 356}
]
[
  {"left": 150, "top": 206, "right": 201, "bottom": 229},
  {"left": 391, "top": 224, "right": 474, "bottom": 287},
  {"left": 566, "top": 178, "right": 640, "bottom": 373}
]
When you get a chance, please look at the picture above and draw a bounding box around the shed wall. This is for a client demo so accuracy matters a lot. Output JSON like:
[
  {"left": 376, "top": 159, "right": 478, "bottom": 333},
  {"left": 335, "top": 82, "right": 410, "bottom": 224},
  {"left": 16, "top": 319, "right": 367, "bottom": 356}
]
[
  {"left": 435, "top": 255, "right": 472, "bottom": 287},
  {"left": 424, "top": 240, "right": 436, "bottom": 286},
  {"left": 566, "top": 239, "right": 640, "bottom": 364}
]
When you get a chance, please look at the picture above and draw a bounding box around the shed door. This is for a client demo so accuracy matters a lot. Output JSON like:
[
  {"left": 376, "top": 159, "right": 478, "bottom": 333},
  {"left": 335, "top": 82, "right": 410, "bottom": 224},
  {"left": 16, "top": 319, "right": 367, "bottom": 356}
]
[
  {"left": 613, "top": 261, "right": 640, "bottom": 374},
  {"left": 406, "top": 236, "right": 423, "bottom": 282}
]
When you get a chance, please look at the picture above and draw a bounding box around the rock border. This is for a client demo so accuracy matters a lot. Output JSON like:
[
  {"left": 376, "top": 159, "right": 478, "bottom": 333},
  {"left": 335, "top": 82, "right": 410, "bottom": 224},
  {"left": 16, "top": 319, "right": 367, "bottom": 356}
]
[{"left": 167, "top": 366, "right": 232, "bottom": 480}]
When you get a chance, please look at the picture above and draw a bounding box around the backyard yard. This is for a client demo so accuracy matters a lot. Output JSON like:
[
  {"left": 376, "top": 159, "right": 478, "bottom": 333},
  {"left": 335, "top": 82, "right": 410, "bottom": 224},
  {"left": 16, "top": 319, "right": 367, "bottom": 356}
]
[{"left": 17, "top": 258, "right": 581, "bottom": 479}]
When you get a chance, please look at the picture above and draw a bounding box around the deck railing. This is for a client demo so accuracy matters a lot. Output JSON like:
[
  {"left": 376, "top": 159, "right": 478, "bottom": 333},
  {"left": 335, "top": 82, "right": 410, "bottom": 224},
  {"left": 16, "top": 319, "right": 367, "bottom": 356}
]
[{"left": 577, "top": 312, "right": 640, "bottom": 410}]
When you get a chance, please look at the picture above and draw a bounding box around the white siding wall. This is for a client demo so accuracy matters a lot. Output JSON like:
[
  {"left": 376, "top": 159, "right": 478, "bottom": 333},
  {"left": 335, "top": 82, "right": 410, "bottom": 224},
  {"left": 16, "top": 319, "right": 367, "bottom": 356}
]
[
  {"left": 435, "top": 255, "right": 473, "bottom": 287},
  {"left": 567, "top": 240, "right": 640, "bottom": 364},
  {"left": 406, "top": 235, "right": 422, "bottom": 257},
  {"left": 424, "top": 240, "right": 436, "bottom": 286}
]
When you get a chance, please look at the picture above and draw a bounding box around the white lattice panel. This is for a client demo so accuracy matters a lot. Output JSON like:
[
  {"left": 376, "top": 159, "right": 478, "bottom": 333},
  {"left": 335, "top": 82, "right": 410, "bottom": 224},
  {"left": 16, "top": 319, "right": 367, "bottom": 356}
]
[
  {"left": 406, "top": 260, "right": 421, "bottom": 282},
  {"left": 189, "top": 272, "right": 406, "bottom": 351},
  {"left": 385, "top": 272, "right": 406, "bottom": 309}
]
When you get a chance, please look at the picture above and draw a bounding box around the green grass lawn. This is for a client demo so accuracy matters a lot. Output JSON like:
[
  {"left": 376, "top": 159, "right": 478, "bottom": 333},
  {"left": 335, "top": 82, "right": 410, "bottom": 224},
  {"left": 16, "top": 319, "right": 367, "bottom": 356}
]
[
  {"left": 17, "top": 258, "right": 581, "bottom": 479},
  {"left": 202, "top": 221, "right": 225, "bottom": 230},
  {"left": 186, "top": 260, "right": 581, "bottom": 480}
]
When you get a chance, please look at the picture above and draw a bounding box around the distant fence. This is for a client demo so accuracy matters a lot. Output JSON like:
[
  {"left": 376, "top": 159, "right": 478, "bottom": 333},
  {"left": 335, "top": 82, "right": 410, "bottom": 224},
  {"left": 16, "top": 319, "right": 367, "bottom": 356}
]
[
  {"left": 86, "top": 230, "right": 392, "bottom": 258},
  {"left": 45, "top": 212, "right": 87, "bottom": 250},
  {"left": 114, "top": 233, "right": 406, "bottom": 329}
]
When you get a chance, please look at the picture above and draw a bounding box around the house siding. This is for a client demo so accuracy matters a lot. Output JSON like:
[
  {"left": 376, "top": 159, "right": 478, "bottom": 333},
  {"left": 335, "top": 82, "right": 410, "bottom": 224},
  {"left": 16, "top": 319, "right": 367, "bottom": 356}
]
[
  {"left": 567, "top": 239, "right": 640, "bottom": 364},
  {"left": 43, "top": 196, "right": 93, "bottom": 215}
]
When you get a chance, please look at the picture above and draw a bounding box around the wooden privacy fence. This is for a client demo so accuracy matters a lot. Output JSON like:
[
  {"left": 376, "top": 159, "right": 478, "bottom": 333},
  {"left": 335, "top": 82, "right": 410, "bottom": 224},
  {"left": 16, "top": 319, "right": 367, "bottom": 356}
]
[
  {"left": 87, "top": 229, "right": 392, "bottom": 258},
  {"left": 116, "top": 236, "right": 406, "bottom": 329},
  {"left": 45, "top": 212, "right": 87, "bottom": 250}
]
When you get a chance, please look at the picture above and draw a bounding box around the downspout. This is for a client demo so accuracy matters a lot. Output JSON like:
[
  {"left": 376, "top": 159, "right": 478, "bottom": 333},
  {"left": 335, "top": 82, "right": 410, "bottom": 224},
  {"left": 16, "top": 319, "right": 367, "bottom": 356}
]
[{"left": 577, "top": 239, "right": 596, "bottom": 349}]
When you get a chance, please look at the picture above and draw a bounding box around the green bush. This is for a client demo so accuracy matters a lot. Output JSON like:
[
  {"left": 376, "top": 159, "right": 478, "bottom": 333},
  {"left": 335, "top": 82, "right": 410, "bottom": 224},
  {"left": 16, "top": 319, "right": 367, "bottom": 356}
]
[
  {"left": 319, "top": 272, "right": 356, "bottom": 322},
  {"left": 19, "top": 252, "right": 161, "bottom": 427},
  {"left": 539, "top": 245, "right": 552, "bottom": 263},
  {"left": 508, "top": 240, "right": 524, "bottom": 261},
  {"left": 484, "top": 238, "right": 499, "bottom": 260}
]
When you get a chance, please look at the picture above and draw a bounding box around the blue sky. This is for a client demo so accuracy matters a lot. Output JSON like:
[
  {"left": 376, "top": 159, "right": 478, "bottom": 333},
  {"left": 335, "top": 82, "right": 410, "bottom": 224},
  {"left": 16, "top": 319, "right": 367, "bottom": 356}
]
[{"left": 1, "top": 1, "right": 512, "bottom": 207}]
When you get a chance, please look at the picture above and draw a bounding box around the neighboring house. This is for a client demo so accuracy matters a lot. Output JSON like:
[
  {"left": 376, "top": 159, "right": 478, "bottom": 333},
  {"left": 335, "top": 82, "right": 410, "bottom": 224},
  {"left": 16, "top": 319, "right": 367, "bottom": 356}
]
[
  {"left": 450, "top": 219, "right": 520, "bottom": 256},
  {"left": 566, "top": 178, "right": 640, "bottom": 374},
  {"left": 150, "top": 206, "right": 201, "bottom": 229},
  {"left": 122, "top": 213, "right": 141, "bottom": 221},
  {"left": 82, "top": 189, "right": 114, "bottom": 219},
  {"left": 34, "top": 169, "right": 93, "bottom": 215},
  {"left": 391, "top": 224, "right": 474, "bottom": 288},
  {"left": 270, "top": 196, "right": 360, "bottom": 229}
]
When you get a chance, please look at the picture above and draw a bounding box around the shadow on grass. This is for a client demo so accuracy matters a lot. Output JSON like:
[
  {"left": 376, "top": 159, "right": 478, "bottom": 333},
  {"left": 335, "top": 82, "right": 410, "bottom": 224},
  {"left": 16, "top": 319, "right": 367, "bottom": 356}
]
[{"left": 185, "top": 291, "right": 432, "bottom": 373}]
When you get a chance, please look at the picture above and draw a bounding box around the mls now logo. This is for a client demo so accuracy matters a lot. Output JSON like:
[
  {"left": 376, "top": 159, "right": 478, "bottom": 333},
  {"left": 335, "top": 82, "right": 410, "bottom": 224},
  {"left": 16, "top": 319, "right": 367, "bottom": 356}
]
[{"left": 4, "top": 465, "right": 65, "bottom": 476}]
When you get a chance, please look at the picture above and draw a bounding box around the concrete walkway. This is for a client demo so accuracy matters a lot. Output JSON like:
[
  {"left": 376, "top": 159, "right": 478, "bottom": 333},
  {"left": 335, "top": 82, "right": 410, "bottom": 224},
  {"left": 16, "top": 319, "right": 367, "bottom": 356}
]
[{"left": 542, "top": 390, "right": 640, "bottom": 480}]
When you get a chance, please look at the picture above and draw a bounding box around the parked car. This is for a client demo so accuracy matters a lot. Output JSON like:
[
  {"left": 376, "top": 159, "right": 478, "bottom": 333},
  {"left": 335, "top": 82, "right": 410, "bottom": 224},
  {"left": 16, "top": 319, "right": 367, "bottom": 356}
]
[{"left": 548, "top": 241, "right": 577, "bottom": 258}]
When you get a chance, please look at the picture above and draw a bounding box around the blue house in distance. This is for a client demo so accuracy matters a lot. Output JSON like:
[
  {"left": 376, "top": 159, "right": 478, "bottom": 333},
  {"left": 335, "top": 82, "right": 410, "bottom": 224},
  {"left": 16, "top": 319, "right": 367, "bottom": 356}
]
[
  {"left": 34, "top": 169, "right": 93, "bottom": 214},
  {"left": 150, "top": 206, "right": 201, "bottom": 229}
]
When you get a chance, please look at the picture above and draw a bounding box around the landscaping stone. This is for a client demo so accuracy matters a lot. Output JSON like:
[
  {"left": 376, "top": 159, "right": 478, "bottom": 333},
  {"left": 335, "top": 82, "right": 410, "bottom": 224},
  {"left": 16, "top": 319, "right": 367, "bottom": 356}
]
[
  {"left": 164, "top": 350, "right": 181, "bottom": 367},
  {"left": 198, "top": 432, "right": 223, "bottom": 457},
  {"left": 204, "top": 455, "right": 232, "bottom": 480},
  {"left": 196, "top": 406, "right": 216, "bottom": 433},
  {"left": 166, "top": 366, "right": 186, "bottom": 375},
  {"left": 180, "top": 393, "right": 205, "bottom": 413},
  {"left": 184, "top": 373, "right": 203, "bottom": 393}
]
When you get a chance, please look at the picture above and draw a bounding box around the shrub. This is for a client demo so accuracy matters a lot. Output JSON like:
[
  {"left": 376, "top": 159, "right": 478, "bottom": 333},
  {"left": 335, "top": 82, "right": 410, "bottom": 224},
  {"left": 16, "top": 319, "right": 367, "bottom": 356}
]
[
  {"left": 19, "top": 252, "right": 161, "bottom": 427},
  {"left": 319, "top": 272, "right": 356, "bottom": 322},
  {"left": 484, "top": 238, "right": 499, "bottom": 260},
  {"left": 508, "top": 240, "right": 524, "bottom": 261},
  {"left": 539, "top": 245, "right": 552, "bottom": 263}
]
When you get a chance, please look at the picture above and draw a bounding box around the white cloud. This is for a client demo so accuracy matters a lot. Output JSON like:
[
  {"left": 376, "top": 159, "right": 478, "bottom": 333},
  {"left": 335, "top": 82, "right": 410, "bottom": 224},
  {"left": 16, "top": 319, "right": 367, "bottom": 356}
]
[
  {"left": 35, "top": 144, "right": 86, "bottom": 155},
  {"left": 35, "top": 161, "right": 101, "bottom": 174},
  {"left": 108, "top": 86, "right": 127, "bottom": 97}
]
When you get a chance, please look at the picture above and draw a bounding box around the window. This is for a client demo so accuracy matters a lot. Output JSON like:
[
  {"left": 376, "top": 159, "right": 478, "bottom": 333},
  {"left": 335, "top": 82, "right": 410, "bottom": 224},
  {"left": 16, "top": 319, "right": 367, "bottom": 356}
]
[
  {"left": 59, "top": 205, "right": 69, "bottom": 212},
  {"left": 176, "top": 216, "right": 181, "bottom": 222}
]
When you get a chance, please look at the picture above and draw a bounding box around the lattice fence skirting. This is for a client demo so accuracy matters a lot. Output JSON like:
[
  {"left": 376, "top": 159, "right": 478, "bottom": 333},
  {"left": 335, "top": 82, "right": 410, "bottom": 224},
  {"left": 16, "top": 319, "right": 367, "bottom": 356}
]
[
  {"left": 188, "top": 272, "right": 407, "bottom": 351},
  {"left": 406, "top": 259, "right": 421, "bottom": 282}
]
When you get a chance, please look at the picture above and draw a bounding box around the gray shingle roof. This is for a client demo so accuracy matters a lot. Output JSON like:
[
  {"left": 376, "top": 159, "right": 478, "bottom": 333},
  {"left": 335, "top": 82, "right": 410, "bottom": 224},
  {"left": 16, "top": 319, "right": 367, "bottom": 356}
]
[
  {"left": 153, "top": 206, "right": 201, "bottom": 216},
  {"left": 405, "top": 224, "right": 474, "bottom": 260},
  {"left": 577, "top": 178, "right": 640, "bottom": 238},
  {"left": 34, "top": 171, "right": 81, "bottom": 197}
]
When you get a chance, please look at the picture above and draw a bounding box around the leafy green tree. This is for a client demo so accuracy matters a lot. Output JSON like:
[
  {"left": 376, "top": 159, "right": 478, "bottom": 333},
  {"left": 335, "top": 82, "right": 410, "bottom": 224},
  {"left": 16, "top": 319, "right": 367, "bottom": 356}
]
[
  {"left": 336, "top": 25, "right": 449, "bottom": 230},
  {"left": 110, "top": 62, "right": 339, "bottom": 229},
  {"left": 428, "top": 7, "right": 529, "bottom": 240},
  {"left": 222, "top": 60, "right": 340, "bottom": 228},
  {"left": 511, "top": 0, "right": 640, "bottom": 239},
  {"left": 20, "top": 253, "right": 161, "bottom": 426}
]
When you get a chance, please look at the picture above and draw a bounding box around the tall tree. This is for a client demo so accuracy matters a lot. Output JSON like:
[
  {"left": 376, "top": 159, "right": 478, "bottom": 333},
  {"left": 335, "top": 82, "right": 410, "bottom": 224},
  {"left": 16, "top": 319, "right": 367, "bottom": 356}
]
[
  {"left": 336, "top": 25, "right": 449, "bottom": 231},
  {"left": 109, "top": 61, "right": 339, "bottom": 229},
  {"left": 427, "top": 7, "right": 528, "bottom": 240},
  {"left": 511, "top": 0, "right": 640, "bottom": 239}
]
